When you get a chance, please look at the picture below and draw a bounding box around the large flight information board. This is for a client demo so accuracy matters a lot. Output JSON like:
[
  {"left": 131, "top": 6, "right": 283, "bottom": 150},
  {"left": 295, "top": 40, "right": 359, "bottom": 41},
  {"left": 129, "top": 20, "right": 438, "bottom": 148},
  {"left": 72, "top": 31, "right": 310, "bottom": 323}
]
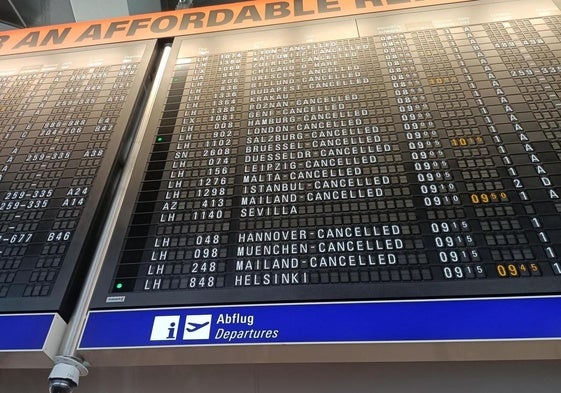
[
  {"left": 0, "top": 41, "right": 155, "bottom": 316},
  {"left": 92, "top": 9, "right": 561, "bottom": 309}
]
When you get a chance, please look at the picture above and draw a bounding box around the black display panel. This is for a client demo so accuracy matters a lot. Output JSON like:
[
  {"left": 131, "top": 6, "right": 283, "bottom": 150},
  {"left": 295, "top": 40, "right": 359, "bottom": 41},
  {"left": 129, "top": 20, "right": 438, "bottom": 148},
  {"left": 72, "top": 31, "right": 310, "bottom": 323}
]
[
  {"left": 0, "top": 40, "right": 156, "bottom": 317},
  {"left": 92, "top": 12, "right": 561, "bottom": 309}
]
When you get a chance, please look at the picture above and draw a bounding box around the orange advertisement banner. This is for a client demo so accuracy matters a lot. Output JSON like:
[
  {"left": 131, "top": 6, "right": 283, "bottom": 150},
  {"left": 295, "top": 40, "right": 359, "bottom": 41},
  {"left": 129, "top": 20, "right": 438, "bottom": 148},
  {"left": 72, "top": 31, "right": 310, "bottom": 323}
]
[{"left": 0, "top": 0, "right": 473, "bottom": 56}]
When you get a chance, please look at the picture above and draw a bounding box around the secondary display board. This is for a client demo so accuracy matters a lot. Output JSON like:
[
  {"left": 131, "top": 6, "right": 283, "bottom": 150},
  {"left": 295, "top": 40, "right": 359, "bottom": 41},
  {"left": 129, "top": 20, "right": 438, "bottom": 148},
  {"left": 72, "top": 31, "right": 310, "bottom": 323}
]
[
  {"left": 0, "top": 40, "right": 156, "bottom": 317},
  {"left": 92, "top": 10, "right": 561, "bottom": 309}
]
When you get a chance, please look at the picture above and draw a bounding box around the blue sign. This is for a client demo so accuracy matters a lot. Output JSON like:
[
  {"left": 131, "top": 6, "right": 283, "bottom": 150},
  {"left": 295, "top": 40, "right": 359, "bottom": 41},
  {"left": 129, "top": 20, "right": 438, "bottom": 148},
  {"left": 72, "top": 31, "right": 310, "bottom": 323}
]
[
  {"left": 0, "top": 313, "right": 58, "bottom": 351},
  {"left": 79, "top": 297, "right": 561, "bottom": 349}
]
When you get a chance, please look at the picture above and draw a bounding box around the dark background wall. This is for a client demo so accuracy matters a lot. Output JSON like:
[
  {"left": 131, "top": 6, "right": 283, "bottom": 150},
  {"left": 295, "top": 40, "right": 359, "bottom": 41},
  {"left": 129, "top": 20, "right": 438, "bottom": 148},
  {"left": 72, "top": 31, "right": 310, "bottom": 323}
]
[{"left": 2, "top": 361, "right": 561, "bottom": 393}]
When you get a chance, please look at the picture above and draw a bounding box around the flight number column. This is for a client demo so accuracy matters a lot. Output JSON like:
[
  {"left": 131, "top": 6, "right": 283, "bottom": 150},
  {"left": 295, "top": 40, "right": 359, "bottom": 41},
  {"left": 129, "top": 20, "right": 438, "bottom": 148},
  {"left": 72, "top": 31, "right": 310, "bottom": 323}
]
[
  {"left": 135, "top": 52, "right": 243, "bottom": 293},
  {"left": 189, "top": 52, "right": 243, "bottom": 289}
]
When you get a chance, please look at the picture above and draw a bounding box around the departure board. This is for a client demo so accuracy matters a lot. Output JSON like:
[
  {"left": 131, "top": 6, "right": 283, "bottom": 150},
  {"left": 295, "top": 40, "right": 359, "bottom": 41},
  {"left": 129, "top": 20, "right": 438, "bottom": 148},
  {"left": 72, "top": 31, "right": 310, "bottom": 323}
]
[
  {"left": 92, "top": 11, "right": 561, "bottom": 309},
  {"left": 0, "top": 41, "right": 156, "bottom": 316}
]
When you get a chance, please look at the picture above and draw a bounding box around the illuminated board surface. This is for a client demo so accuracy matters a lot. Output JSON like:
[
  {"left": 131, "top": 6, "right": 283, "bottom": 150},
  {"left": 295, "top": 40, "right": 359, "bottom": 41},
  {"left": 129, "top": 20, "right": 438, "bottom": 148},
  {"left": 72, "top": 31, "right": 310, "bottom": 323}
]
[
  {"left": 92, "top": 6, "right": 561, "bottom": 309},
  {"left": 0, "top": 41, "right": 155, "bottom": 316}
]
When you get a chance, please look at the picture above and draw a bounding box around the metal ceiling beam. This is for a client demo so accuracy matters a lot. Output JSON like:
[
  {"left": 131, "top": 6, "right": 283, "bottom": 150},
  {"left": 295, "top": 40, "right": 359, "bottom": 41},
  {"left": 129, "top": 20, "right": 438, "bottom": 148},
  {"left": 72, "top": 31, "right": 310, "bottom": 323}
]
[{"left": 6, "top": 0, "right": 27, "bottom": 27}]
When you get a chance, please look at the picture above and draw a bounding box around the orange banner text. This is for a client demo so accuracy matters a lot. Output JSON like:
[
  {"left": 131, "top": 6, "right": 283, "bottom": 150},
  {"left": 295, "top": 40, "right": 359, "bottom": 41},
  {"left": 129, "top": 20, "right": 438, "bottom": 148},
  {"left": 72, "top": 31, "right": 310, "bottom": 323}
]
[{"left": 0, "top": 0, "right": 473, "bottom": 56}]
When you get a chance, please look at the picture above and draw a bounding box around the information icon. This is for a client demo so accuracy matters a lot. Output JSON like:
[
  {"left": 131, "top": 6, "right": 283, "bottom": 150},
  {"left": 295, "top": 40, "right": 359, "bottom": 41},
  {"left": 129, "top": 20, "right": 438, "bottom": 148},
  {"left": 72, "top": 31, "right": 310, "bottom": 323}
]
[{"left": 150, "top": 315, "right": 181, "bottom": 341}]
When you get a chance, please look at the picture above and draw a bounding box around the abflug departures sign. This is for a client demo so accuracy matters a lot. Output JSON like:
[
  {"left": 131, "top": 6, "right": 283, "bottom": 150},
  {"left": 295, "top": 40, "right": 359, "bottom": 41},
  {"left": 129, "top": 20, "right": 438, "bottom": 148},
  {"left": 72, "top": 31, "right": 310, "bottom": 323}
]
[
  {"left": 91, "top": 7, "right": 561, "bottom": 310},
  {"left": 80, "top": 297, "right": 561, "bottom": 348}
]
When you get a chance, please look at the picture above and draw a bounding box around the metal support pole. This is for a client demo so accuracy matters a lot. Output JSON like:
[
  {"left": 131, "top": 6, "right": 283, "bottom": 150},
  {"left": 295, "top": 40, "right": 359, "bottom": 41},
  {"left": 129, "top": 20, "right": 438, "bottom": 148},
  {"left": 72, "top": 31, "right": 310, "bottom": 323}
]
[{"left": 47, "top": 43, "right": 173, "bottom": 392}]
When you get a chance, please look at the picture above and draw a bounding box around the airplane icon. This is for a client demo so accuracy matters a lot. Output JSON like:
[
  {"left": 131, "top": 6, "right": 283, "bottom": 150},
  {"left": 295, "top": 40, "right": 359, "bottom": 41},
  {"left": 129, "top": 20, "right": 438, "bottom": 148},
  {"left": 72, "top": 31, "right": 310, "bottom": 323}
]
[
  {"left": 183, "top": 314, "right": 212, "bottom": 339},
  {"left": 185, "top": 321, "right": 210, "bottom": 332}
]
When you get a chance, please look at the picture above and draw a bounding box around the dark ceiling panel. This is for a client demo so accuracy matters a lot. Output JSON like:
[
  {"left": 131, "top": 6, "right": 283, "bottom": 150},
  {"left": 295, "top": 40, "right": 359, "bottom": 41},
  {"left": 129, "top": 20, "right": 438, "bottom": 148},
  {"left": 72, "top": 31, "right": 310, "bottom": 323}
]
[
  {"left": 13, "top": 0, "right": 75, "bottom": 26},
  {"left": 0, "top": 1, "right": 24, "bottom": 28}
]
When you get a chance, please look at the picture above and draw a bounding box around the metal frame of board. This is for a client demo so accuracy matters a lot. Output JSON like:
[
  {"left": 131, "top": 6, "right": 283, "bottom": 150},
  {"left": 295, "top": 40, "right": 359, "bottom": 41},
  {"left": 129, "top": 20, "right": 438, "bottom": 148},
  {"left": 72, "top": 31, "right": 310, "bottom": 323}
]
[
  {"left": 79, "top": 0, "right": 561, "bottom": 366},
  {"left": 0, "top": 0, "right": 559, "bottom": 370}
]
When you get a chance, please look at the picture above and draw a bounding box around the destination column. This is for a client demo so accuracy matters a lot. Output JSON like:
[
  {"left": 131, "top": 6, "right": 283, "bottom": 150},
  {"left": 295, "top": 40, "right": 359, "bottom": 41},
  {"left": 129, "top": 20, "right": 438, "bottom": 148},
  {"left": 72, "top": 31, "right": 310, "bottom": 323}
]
[
  {"left": 235, "top": 37, "right": 424, "bottom": 289},
  {"left": 234, "top": 44, "right": 308, "bottom": 288}
]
